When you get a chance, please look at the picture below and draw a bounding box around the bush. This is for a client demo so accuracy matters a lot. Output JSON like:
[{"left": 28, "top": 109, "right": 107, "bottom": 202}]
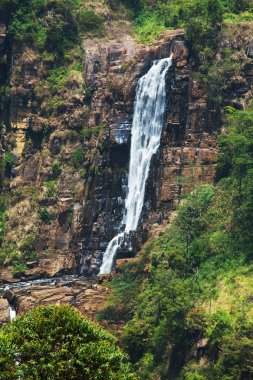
[
  {"left": 81, "top": 128, "right": 93, "bottom": 140},
  {"left": 19, "top": 234, "right": 36, "bottom": 254},
  {"left": 6, "top": 0, "right": 105, "bottom": 57},
  {"left": 0, "top": 305, "right": 137, "bottom": 380},
  {"left": 77, "top": 9, "right": 105, "bottom": 36},
  {"left": 69, "top": 147, "right": 84, "bottom": 168},
  {"left": 44, "top": 180, "right": 58, "bottom": 198},
  {"left": 98, "top": 132, "right": 253, "bottom": 375},
  {"left": 51, "top": 161, "right": 62, "bottom": 178},
  {"left": 134, "top": 10, "right": 165, "bottom": 44},
  {"left": 11, "top": 262, "right": 28, "bottom": 274},
  {"left": 39, "top": 207, "right": 55, "bottom": 223}
]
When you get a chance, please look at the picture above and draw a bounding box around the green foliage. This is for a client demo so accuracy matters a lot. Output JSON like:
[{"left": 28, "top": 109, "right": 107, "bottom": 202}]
[
  {"left": 0, "top": 231, "right": 36, "bottom": 269},
  {"left": 81, "top": 128, "right": 94, "bottom": 141},
  {"left": 133, "top": 0, "right": 253, "bottom": 91},
  {"left": 44, "top": 180, "right": 58, "bottom": 198},
  {"left": 11, "top": 261, "right": 28, "bottom": 274},
  {"left": 69, "top": 147, "right": 84, "bottom": 169},
  {"left": 216, "top": 104, "right": 253, "bottom": 256},
  {"left": 108, "top": 0, "right": 141, "bottom": 12},
  {"left": 196, "top": 48, "right": 241, "bottom": 106},
  {"left": 0, "top": 196, "right": 6, "bottom": 246},
  {"left": 220, "top": 0, "right": 253, "bottom": 13},
  {"left": 134, "top": 10, "right": 165, "bottom": 44},
  {"left": 19, "top": 234, "right": 36, "bottom": 254},
  {"left": 0, "top": 0, "right": 95, "bottom": 120},
  {"left": 185, "top": 0, "right": 223, "bottom": 64},
  {"left": 5, "top": 152, "right": 14, "bottom": 169},
  {"left": 0, "top": 305, "right": 137, "bottom": 380},
  {"left": 81, "top": 125, "right": 105, "bottom": 141},
  {"left": 98, "top": 104, "right": 253, "bottom": 377},
  {"left": 39, "top": 207, "right": 55, "bottom": 223},
  {"left": 224, "top": 10, "right": 253, "bottom": 22},
  {"left": 5, "top": 0, "right": 105, "bottom": 56},
  {"left": 76, "top": 9, "right": 105, "bottom": 36},
  {"left": 47, "top": 67, "right": 69, "bottom": 91},
  {"left": 134, "top": 0, "right": 223, "bottom": 48},
  {"left": 79, "top": 168, "right": 87, "bottom": 178},
  {"left": 51, "top": 161, "right": 62, "bottom": 178},
  {"left": 0, "top": 243, "right": 22, "bottom": 268}
]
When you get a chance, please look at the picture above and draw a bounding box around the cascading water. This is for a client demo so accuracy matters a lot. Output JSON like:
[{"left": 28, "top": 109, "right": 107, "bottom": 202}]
[
  {"left": 9, "top": 305, "right": 16, "bottom": 321},
  {"left": 99, "top": 57, "right": 172, "bottom": 274}
]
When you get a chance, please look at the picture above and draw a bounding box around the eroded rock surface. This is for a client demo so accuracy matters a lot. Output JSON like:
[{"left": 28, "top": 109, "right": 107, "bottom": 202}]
[
  {"left": 0, "top": 279, "right": 110, "bottom": 324},
  {"left": 0, "top": 298, "right": 9, "bottom": 326},
  {"left": 1, "top": 23, "right": 253, "bottom": 280}
]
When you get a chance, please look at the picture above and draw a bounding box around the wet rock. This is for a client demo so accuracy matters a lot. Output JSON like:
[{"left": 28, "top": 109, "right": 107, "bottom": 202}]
[
  {"left": 0, "top": 298, "right": 9, "bottom": 326},
  {"left": 3, "top": 289, "right": 15, "bottom": 303}
]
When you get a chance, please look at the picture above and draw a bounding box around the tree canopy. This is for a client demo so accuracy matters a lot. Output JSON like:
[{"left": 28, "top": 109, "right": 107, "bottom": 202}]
[{"left": 0, "top": 305, "right": 137, "bottom": 380}]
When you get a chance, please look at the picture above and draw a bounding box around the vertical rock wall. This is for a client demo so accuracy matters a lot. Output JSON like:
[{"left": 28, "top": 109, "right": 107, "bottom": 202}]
[
  {"left": 78, "top": 30, "right": 219, "bottom": 275},
  {"left": 1, "top": 25, "right": 253, "bottom": 280}
]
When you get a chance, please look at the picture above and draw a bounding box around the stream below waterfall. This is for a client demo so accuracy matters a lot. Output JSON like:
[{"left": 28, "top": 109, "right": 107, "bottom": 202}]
[
  {"left": 0, "top": 275, "right": 84, "bottom": 292},
  {"left": 100, "top": 57, "right": 172, "bottom": 274},
  {"left": 0, "top": 276, "right": 90, "bottom": 321}
]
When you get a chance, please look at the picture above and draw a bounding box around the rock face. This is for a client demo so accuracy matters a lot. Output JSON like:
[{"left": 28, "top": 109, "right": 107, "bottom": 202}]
[
  {"left": 1, "top": 23, "right": 253, "bottom": 280},
  {"left": 78, "top": 25, "right": 253, "bottom": 275},
  {"left": 0, "top": 298, "right": 9, "bottom": 326},
  {"left": 78, "top": 30, "right": 217, "bottom": 274},
  {"left": 1, "top": 279, "right": 110, "bottom": 323}
]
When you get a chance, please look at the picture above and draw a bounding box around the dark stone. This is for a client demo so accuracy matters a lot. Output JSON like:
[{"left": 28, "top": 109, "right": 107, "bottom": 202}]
[
  {"left": 246, "top": 43, "right": 253, "bottom": 58},
  {"left": 3, "top": 289, "right": 15, "bottom": 302}
]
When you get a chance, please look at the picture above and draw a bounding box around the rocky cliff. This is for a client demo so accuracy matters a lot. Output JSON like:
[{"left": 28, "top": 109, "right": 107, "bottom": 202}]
[{"left": 1, "top": 19, "right": 253, "bottom": 321}]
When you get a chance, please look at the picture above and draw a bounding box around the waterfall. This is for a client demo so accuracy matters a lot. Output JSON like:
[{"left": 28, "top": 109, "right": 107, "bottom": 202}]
[
  {"left": 9, "top": 304, "right": 17, "bottom": 321},
  {"left": 99, "top": 57, "right": 172, "bottom": 274}
]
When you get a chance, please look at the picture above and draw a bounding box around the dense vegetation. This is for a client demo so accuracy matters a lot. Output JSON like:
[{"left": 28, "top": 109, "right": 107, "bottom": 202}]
[
  {"left": 0, "top": 305, "right": 137, "bottom": 380},
  {"left": 131, "top": 0, "right": 253, "bottom": 108},
  {"left": 0, "top": 0, "right": 104, "bottom": 125},
  {"left": 0, "top": 0, "right": 253, "bottom": 379},
  {"left": 133, "top": 0, "right": 253, "bottom": 44},
  {"left": 0, "top": 0, "right": 104, "bottom": 52},
  {"left": 98, "top": 104, "right": 253, "bottom": 379}
]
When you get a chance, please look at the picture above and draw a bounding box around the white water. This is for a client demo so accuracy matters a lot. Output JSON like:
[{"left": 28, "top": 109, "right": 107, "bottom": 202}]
[
  {"left": 9, "top": 305, "right": 16, "bottom": 321},
  {"left": 99, "top": 57, "right": 172, "bottom": 274}
]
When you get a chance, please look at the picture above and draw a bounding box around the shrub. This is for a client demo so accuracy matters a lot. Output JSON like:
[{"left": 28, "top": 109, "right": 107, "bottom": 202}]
[
  {"left": 51, "top": 161, "right": 62, "bottom": 178},
  {"left": 70, "top": 147, "right": 84, "bottom": 168},
  {"left": 39, "top": 207, "right": 55, "bottom": 223},
  {"left": 134, "top": 10, "right": 165, "bottom": 44},
  {"left": 6, "top": 0, "right": 105, "bottom": 58},
  {"left": 5, "top": 152, "right": 13, "bottom": 168},
  {"left": 77, "top": 9, "right": 105, "bottom": 36},
  {"left": 19, "top": 234, "right": 36, "bottom": 254},
  {"left": 11, "top": 262, "right": 28, "bottom": 274},
  {"left": 44, "top": 180, "right": 58, "bottom": 198},
  {"left": 81, "top": 128, "right": 93, "bottom": 140},
  {"left": 0, "top": 305, "right": 137, "bottom": 380}
]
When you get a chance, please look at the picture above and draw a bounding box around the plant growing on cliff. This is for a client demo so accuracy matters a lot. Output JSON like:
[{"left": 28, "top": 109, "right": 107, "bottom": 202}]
[
  {"left": 39, "top": 207, "right": 55, "bottom": 224},
  {"left": 69, "top": 147, "right": 84, "bottom": 169},
  {"left": 5, "top": 0, "right": 105, "bottom": 55},
  {"left": 51, "top": 161, "right": 62, "bottom": 179},
  {"left": 96, "top": 103, "right": 253, "bottom": 378},
  {"left": 0, "top": 305, "right": 137, "bottom": 380},
  {"left": 44, "top": 180, "right": 59, "bottom": 199}
]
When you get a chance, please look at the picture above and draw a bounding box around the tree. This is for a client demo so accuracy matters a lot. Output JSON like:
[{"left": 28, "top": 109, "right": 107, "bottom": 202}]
[{"left": 0, "top": 305, "right": 137, "bottom": 380}]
